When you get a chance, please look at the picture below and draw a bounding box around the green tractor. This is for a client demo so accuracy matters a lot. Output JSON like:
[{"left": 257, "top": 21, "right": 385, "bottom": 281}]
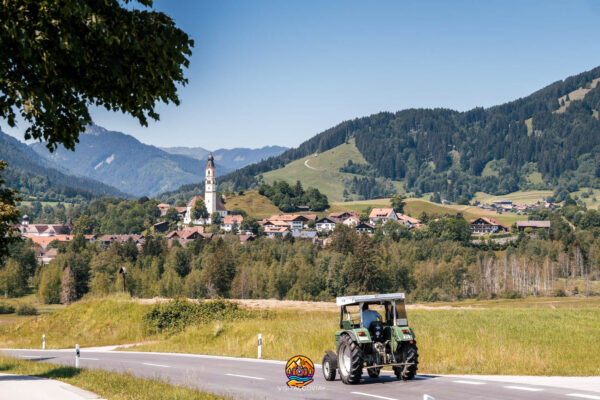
[{"left": 322, "top": 293, "right": 418, "bottom": 384}]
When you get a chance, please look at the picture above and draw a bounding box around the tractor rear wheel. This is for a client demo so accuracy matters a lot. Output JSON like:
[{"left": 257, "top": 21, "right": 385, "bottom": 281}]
[
  {"left": 337, "top": 334, "right": 363, "bottom": 384},
  {"left": 322, "top": 354, "right": 336, "bottom": 381},
  {"left": 367, "top": 367, "right": 381, "bottom": 378},
  {"left": 394, "top": 342, "right": 418, "bottom": 381}
]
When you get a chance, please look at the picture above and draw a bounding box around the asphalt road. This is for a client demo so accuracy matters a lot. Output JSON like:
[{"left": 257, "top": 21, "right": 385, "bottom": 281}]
[{"left": 2, "top": 348, "right": 600, "bottom": 400}]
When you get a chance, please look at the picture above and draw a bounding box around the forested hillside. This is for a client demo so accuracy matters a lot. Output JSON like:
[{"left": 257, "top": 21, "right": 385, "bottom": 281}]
[
  {"left": 175, "top": 66, "right": 600, "bottom": 202},
  {"left": 0, "top": 129, "right": 128, "bottom": 201}
]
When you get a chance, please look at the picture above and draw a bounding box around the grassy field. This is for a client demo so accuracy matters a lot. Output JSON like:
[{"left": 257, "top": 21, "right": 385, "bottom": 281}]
[
  {"left": 330, "top": 198, "right": 527, "bottom": 225},
  {"left": 129, "top": 297, "right": 600, "bottom": 376},
  {"left": 572, "top": 187, "right": 600, "bottom": 209},
  {"left": 2, "top": 295, "right": 599, "bottom": 376},
  {"left": 262, "top": 139, "right": 404, "bottom": 202},
  {"left": 0, "top": 356, "right": 225, "bottom": 400},
  {"left": 0, "top": 294, "right": 64, "bottom": 327},
  {"left": 472, "top": 190, "right": 553, "bottom": 205},
  {"left": 0, "top": 295, "right": 153, "bottom": 349},
  {"left": 223, "top": 191, "right": 281, "bottom": 219}
]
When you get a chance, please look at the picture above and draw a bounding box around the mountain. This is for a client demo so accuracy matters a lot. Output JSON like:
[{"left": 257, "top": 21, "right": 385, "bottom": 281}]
[
  {"left": 160, "top": 145, "right": 288, "bottom": 172},
  {"left": 30, "top": 125, "right": 210, "bottom": 198},
  {"left": 0, "top": 129, "right": 128, "bottom": 201},
  {"left": 165, "top": 66, "right": 600, "bottom": 203},
  {"left": 31, "top": 125, "right": 288, "bottom": 198}
]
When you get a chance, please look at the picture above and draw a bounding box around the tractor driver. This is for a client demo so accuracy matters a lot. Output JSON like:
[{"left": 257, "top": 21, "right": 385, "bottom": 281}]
[{"left": 361, "top": 303, "right": 381, "bottom": 329}]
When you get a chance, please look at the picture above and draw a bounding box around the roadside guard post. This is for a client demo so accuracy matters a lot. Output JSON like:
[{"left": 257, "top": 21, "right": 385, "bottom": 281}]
[
  {"left": 75, "top": 344, "right": 80, "bottom": 368},
  {"left": 258, "top": 333, "right": 262, "bottom": 359},
  {"left": 42, "top": 334, "right": 45, "bottom": 350}
]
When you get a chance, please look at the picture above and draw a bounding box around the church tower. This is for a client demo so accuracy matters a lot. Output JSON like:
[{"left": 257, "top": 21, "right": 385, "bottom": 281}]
[{"left": 205, "top": 153, "right": 217, "bottom": 217}]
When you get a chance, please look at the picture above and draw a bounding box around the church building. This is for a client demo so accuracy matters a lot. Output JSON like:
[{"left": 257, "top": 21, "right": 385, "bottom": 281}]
[{"left": 183, "top": 154, "right": 228, "bottom": 225}]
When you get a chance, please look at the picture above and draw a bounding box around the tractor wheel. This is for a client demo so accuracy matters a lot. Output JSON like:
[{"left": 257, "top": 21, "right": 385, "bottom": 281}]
[
  {"left": 322, "top": 354, "right": 336, "bottom": 381},
  {"left": 337, "top": 334, "right": 363, "bottom": 384},
  {"left": 367, "top": 367, "right": 381, "bottom": 378},
  {"left": 394, "top": 342, "right": 419, "bottom": 381}
]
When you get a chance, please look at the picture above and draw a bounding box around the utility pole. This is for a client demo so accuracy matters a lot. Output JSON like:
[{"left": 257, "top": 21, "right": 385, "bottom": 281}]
[{"left": 119, "top": 267, "right": 127, "bottom": 293}]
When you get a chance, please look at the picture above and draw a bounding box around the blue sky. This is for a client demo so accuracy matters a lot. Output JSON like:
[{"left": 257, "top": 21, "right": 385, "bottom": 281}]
[{"left": 5, "top": 0, "right": 600, "bottom": 149}]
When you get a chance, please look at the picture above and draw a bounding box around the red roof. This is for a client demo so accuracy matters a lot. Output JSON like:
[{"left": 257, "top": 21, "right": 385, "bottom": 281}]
[{"left": 369, "top": 208, "right": 395, "bottom": 219}]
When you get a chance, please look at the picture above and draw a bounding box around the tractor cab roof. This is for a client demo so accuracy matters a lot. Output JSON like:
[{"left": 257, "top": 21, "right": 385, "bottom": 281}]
[{"left": 336, "top": 293, "right": 405, "bottom": 307}]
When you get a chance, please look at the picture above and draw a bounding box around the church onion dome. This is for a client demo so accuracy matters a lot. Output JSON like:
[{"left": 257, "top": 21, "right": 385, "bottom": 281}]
[{"left": 206, "top": 153, "right": 215, "bottom": 168}]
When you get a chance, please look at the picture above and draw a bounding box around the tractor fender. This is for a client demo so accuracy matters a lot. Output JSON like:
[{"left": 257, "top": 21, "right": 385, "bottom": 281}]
[{"left": 324, "top": 350, "right": 338, "bottom": 369}]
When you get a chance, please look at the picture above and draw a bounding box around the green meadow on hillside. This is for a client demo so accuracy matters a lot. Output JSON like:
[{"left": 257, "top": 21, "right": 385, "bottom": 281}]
[
  {"left": 1, "top": 295, "right": 599, "bottom": 376},
  {"left": 262, "top": 139, "right": 403, "bottom": 202}
]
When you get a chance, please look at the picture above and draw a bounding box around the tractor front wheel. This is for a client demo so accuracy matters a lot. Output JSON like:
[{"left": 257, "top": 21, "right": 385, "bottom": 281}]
[
  {"left": 322, "top": 353, "right": 336, "bottom": 381},
  {"left": 367, "top": 367, "right": 381, "bottom": 378},
  {"left": 337, "top": 334, "right": 363, "bottom": 384},
  {"left": 394, "top": 342, "right": 418, "bottom": 381}
]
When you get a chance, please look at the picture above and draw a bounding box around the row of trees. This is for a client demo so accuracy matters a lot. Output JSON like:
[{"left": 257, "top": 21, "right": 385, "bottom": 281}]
[
  {"left": 258, "top": 180, "right": 329, "bottom": 212},
  {"left": 4, "top": 207, "right": 598, "bottom": 304}
]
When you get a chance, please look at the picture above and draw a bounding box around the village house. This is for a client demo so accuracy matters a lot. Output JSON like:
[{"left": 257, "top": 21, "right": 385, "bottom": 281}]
[
  {"left": 19, "top": 223, "right": 72, "bottom": 237},
  {"left": 368, "top": 208, "right": 398, "bottom": 225},
  {"left": 328, "top": 211, "right": 359, "bottom": 223},
  {"left": 98, "top": 234, "right": 145, "bottom": 248},
  {"left": 222, "top": 214, "right": 244, "bottom": 232},
  {"left": 153, "top": 221, "right": 169, "bottom": 233},
  {"left": 165, "top": 227, "right": 213, "bottom": 246},
  {"left": 470, "top": 217, "right": 509, "bottom": 234},
  {"left": 268, "top": 214, "right": 308, "bottom": 230},
  {"left": 396, "top": 213, "right": 421, "bottom": 228},
  {"left": 157, "top": 203, "right": 171, "bottom": 216},
  {"left": 355, "top": 222, "right": 375, "bottom": 234},
  {"left": 343, "top": 215, "right": 360, "bottom": 227},
  {"left": 315, "top": 217, "right": 336, "bottom": 232},
  {"left": 35, "top": 247, "right": 58, "bottom": 265},
  {"left": 516, "top": 220, "right": 551, "bottom": 233},
  {"left": 264, "top": 225, "right": 291, "bottom": 238},
  {"left": 24, "top": 234, "right": 95, "bottom": 249}
]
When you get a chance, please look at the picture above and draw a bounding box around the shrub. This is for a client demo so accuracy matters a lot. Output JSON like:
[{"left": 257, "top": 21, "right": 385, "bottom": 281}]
[
  {"left": 16, "top": 304, "right": 38, "bottom": 316},
  {"left": 143, "top": 298, "right": 255, "bottom": 333},
  {"left": 554, "top": 289, "right": 567, "bottom": 297},
  {"left": 0, "top": 303, "right": 15, "bottom": 314}
]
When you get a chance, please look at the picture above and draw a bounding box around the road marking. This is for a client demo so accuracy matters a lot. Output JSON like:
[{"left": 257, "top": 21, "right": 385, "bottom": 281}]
[
  {"left": 567, "top": 395, "right": 600, "bottom": 400},
  {"left": 142, "top": 363, "right": 171, "bottom": 368},
  {"left": 80, "top": 357, "right": 99, "bottom": 360},
  {"left": 20, "top": 355, "right": 43, "bottom": 358},
  {"left": 224, "top": 373, "right": 265, "bottom": 380},
  {"left": 504, "top": 385, "right": 543, "bottom": 392},
  {"left": 453, "top": 380, "right": 486, "bottom": 385},
  {"left": 351, "top": 392, "right": 399, "bottom": 400}
]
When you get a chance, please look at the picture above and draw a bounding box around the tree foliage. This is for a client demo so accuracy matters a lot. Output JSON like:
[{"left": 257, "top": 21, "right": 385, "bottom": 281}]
[
  {"left": 258, "top": 180, "right": 329, "bottom": 212},
  {"left": 0, "top": 0, "right": 193, "bottom": 151},
  {"left": 0, "top": 161, "right": 20, "bottom": 263}
]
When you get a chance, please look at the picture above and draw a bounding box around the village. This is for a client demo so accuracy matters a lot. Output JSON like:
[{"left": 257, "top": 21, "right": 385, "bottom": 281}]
[{"left": 13, "top": 154, "right": 556, "bottom": 266}]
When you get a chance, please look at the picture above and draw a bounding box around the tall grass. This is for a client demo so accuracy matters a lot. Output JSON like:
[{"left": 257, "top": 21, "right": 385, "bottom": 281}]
[
  {"left": 0, "top": 294, "right": 154, "bottom": 349},
  {"left": 0, "top": 356, "right": 225, "bottom": 400},
  {"left": 2, "top": 295, "right": 599, "bottom": 376},
  {"left": 133, "top": 304, "right": 600, "bottom": 376}
]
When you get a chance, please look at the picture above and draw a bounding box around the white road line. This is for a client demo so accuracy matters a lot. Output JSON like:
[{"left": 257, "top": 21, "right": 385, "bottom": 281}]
[
  {"left": 80, "top": 357, "right": 99, "bottom": 361},
  {"left": 142, "top": 362, "right": 171, "bottom": 368},
  {"left": 351, "top": 392, "right": 399, "bottom": 400},
  {"left": 20, "top": 355, "right": 43, "bottom": 358},
  {"left": 504, "top": 385, "right": 543, "bottom": 392},
  {"left": 224, "top": 373, "right": 265, "bottom": 380},
  {"left": 567, "top": 394, "right": 600, "bottom": 400},
  {"left": 453, "top": 380, "right": 486, "bottom": 385}
]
